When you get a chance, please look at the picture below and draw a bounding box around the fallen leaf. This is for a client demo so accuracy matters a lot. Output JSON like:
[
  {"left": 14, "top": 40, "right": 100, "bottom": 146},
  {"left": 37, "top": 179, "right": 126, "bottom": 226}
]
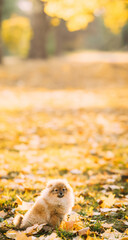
[
  {"left": 100, "top": 208, "right": 118, "bottom": 213},
  {"left": 0, "top": 210, "right": 7, "bottom": 218},
  {"left": 6, "top": 217, "right": 14, "bottom": 225},
  {"left": 25, "top": 224, "right": 39, "bottom": 235},
  {"left": 101, "top": 223, "right": 113, "bottom": 228},
  {"left": 115, "top": 198, "right": 128, "bottom": 207},
  {"left": 70, "top": 169, "right": 82, "bottom": 175},
  {"left": 5, "top": 230, "right": 17, "bottom": 239},
  {"left": 100, "top": 193, "right": 116, "bottom": 208},
  {"left": 61, "top": 218, "right": 84, "bottom": 231},
  {"left": 86, "top": 236, "right": 101, "bottom": 240},
  {"left": 44, "top": 232, "right": 61, "bottom": 240},
  {"left": 16, "top": 232, "right": 33, "bottom": 240},
  {"left": 77, "top": 227, "right": 90, "bottom": 236},
  {"left": 92, "top": 211, "right": 101, "bottom": 216},
  {"left": 26, "top": 223, "right": 48, "bottom": 235},
  {"left": 61, "top": 220, "right": 75, "bottom": 231},
  {"left": 102, "top": 229, "right": 122, "bottom": 240},
  {"left": 75, "top": 196, "right": 85, "bottom": 204},
  {"left": 72, "top": 204, "right": 82, "bottom": 212},
  {"left": 16, "top": 195, "right": 23, "bottom": 205},
  {"left": 16, "top": 196, "right": 33, "bottom": 211}
]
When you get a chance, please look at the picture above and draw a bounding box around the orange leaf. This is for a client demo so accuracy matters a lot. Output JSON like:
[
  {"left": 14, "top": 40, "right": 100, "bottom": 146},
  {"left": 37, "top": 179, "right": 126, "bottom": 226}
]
[
  {"left": 64, "top": 221, "right": 75, "bottom": 231},
  {"left": 16, "top": 195, "right": 22, "bottom": 205},
  {"left": 16, "top": 232, "right": 33, "bottom": 240},
  {"left": 72, "top": 204, "right": 82, "bottom": 212}
]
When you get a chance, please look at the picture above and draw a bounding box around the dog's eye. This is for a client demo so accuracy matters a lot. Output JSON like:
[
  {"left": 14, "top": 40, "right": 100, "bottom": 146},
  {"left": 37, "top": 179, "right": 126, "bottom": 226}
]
[
  {"left": 62, "top": 188, "right": 66, "bottom": 192},
  {"left": 54, "top": 189, "right": 58, "bottom": 192}
]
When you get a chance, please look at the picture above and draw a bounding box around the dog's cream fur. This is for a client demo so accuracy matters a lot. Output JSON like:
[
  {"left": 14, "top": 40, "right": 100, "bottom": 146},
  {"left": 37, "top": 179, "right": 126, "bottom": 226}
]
[{"left": 13, "top": 179, "right": 74, "bottom": 229}]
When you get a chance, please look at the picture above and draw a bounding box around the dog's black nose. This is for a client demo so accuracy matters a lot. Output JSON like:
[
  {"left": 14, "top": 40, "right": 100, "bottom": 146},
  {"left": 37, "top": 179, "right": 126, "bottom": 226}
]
[{"left": 58, "top": 192, "right": 64, "bottom": 198}]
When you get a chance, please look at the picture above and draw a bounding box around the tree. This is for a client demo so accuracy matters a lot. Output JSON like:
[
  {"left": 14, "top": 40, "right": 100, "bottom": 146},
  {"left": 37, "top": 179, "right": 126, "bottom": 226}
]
[
  {"left": 1, "top": 0, "right": 49, "bottom": 59},
  {"left": 0, "top": 0, "right": 3, "bottom": 63},
  {"left": 122, "top": 23, "right": 128, "bottom": 49},
  {"left": 41, "top": 0, "right": 128, "bottom": 33},
  {"left": 28, "top": 0, "right": 49, "bottom": 59},
  {"left": 2, "top": 15, "right": 32, "bottom": 57}
]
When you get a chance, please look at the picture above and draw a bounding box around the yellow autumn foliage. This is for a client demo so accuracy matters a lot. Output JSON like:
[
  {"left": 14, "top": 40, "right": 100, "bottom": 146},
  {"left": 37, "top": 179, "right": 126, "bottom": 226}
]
[
  {"left": 103, "top": 0, "right": 128, "bottom": 33},
  {"left": 2, "top": 15, "right": 32, "bottom": 57},
  {"left": 42, "top": 0, "right": 128, "bottom": 33},
  {"left": 51, "top": 17, "right": 60, "bottom": 27}
]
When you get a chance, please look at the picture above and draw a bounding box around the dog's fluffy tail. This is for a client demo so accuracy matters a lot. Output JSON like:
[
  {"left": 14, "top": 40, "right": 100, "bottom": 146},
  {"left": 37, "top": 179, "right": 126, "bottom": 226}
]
[{"left": 13, "top": 214, "right": 23, "bottom": 228}]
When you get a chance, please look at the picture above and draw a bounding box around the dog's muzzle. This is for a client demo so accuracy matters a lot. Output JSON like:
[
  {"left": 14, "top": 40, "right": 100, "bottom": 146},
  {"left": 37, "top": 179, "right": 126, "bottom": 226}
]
[{"left": 58, "top": 192, "right": 64, "bottom": 198}]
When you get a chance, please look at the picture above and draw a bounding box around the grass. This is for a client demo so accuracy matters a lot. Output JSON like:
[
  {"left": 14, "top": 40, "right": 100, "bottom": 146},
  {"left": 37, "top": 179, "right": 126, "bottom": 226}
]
[{"left": 0, "top": 86, "right": 128, "bottom": 239}]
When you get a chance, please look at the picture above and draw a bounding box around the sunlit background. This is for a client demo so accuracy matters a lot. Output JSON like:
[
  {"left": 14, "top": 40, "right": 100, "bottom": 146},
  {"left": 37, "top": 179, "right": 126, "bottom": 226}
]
[
  {"left": 0, "top": 2, "right": 128, "bottom": 239},
  {"left": 0, "top": 0, "right": 128, "bottom": 61}
]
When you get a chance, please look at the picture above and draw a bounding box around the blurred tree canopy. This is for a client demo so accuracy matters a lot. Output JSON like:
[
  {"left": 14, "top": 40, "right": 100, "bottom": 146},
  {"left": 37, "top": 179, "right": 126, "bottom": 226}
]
[
  {"left": 0, "top": 0, "right": 128, "bottom": 62},
  {"left": 0, "top": 0, "right": 2, "bottom": 63},
  {"left": 42, "top": 0, "right": 128, "bottom": 33},
  {"left": 2, "top": 15, "right": 32, "bottom": 57}
]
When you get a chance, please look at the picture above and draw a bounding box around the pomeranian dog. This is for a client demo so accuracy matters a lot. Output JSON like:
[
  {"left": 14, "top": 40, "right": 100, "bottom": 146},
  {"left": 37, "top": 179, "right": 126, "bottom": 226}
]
[{"left": 13, "top": 179, "right": 74, "bottom": 229}]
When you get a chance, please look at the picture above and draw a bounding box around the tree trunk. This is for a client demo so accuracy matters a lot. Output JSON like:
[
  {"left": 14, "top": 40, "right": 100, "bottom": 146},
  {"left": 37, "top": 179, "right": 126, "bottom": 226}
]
[
  {"left": 0, "top": 0, "right": 3, "bottom": 64},
  {"left": 55, "top": 21, "right": 65, "bottom": 55},
  {"left": 122, "top": 23, "right": 128, "bottom": 48},
  {"left": 55, "top": 20, "right": 80, "bottom": 55},
  {"left": 28, "top": 1, "right": 48, "bottom": 59}
]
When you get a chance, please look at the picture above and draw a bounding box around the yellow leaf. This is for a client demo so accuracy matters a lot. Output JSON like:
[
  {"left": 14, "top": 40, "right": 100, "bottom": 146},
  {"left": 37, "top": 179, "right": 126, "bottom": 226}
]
[
  {"left": 86, "top": 236, "right": 102, "bottom": 240},
  {"left": 86, "top": 206, "right": 94, "bottom": 216},
  {"left": 42, "top": 0, "right": 128, "bottom": 33},
  {"left": 16, "top": 232, "right": 33, "bottom": 240},
  {"left": 125, "top": 228, "right": 128, "bottom": 234},
  {"left": 16, "top": 195, "right": 33, "bottom": 211},
  {"left": 16, "top": 195, "right": 23, "bottom": 205},
  {"left": 61, "top": 217, "right": 84, "bottom": 231},
  {"left": 86, "top": 236, "right": 94, "bottom": 240},
  {"left": 75, "top": 196, "right": 85, "bottom": 204},
  {"left": 101, "top": 193, "right": 116, "bottom": 208},
  {"left": 5, "top": 230, "right": 17, "bottom": 239},
  {"left": 51, "top": 18, "right": 60, "bottom": 27}
]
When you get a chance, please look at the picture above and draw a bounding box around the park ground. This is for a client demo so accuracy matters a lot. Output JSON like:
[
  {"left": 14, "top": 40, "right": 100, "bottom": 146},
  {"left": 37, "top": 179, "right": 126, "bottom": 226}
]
[{"left": 0, "top": 52, "right": 128, "bottom": 240}]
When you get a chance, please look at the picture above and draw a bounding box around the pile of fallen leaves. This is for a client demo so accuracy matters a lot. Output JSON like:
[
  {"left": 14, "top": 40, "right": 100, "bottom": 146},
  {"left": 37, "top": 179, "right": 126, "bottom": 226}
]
[{"left": 0, "top": 85, "right": 128, "bottom": 240}]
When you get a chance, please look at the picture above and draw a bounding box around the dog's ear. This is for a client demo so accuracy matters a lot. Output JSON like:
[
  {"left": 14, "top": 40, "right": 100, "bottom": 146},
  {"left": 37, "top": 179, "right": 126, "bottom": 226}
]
[
  {"left": 46, "top": 181, "right": 53, "bottom": 188},
  {"left": 47, "top": 183, "right": 53, "bottom": 188}
]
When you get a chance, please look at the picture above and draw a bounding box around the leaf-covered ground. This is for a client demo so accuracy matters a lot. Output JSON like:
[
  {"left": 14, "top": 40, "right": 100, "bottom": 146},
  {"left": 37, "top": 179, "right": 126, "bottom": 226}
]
[{"left": 0, "top": 55, "right": 128, "bottom": 240}]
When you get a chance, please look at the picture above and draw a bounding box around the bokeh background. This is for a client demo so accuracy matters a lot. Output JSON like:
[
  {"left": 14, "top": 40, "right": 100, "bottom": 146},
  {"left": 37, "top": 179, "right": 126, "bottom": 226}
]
[
  {"left": 0, "top": 0, "right": 128, "bottom": 61},
  {"left": 0, "top": 0, "right": 128, "bottom": 89},
  {"left": 0, "top": 2, "right": 128, "bottom": 239}
]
